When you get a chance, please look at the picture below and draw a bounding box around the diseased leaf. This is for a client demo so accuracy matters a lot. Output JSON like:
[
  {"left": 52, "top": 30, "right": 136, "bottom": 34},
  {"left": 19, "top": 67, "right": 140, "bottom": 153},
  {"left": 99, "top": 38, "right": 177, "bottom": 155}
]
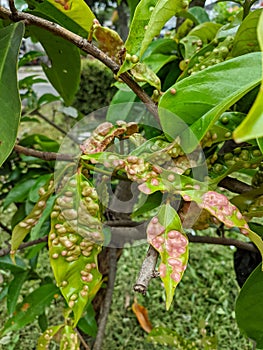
[
  {"left": 37, "top": 324, "right": 64, "bottom": 350},
  {"left": 147, "top": 204, "right": 189, "bottom": 309},
  {"left": 30, "top": 26, "right": 81, "bottom": 106},
  {"left": 235, "top": 263, "right": 263, "bottom": 347},
  {"left": 131, "top": 63, "right": 161, "bottom": 90},
  {"left": 49, "top": 173, "right": 103, "bottom": 326},
  {"left": 0, "top": 22, "right": 24, "bottom": 166},
  {"left": 232, "top": 8, "right": 262, "bottom": 57},
  {"left": 11, "top": 178, "right": 54, "bottom": 251},
  {"left": 60, "top": 325, "right": 80, "bottom": 349},
  {"left": 132, "top": 301, "right": 153, "bottom": 333},
  {"left": 233, "top": 12, "right": 263, "bottom": 142},
  {"left": 94, "top": 24, "right": 123, "bottom": 62},
  {"left": 0, "top": 284, "right": 59, "bottom": 336}
]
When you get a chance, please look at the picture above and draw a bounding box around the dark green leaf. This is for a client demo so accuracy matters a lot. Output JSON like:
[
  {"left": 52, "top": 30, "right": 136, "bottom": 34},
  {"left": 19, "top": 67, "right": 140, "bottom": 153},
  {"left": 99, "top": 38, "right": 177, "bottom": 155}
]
[
  {"left": 3, "top": 178, "right": 38, "bottom": 209},
  {"left": 1, "top": 284, "right": 59, "bottom": 336},
  {"left": 0, "top": 255, "right": 27, "bottom": 273},
  {"left": 38, "top": 313, "right": 48, "bottom": 332},
  {"left": 7, "top": 271, "right": 29, "bottom": 315},
  {"left": 30, "top": 26, "right": 81, "bottom": 106},
  {"left": 132, "top": 192, "right": 163, "bottom": 218},
  {"left": 78, "top": 303, "right": 98, "bottom": 337},
  {"left": 0, "top": 22, "right": 24, "bottom": 166},
  {"left": 235, "top": 263, "right": 263, "bottom": 347},
  {"left": 107, "top": 90, "right": 137, "bottom": 123}
]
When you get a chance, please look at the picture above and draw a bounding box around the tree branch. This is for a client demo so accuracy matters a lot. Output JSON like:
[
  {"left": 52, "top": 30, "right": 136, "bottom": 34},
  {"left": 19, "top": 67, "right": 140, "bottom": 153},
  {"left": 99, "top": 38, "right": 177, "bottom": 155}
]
[
  {"left": 14, "top": 144, "right": 74, "bottom": 161},
  {"left": 0, "top": 222, "right": 12, "bottom": 235},
  {"left": 0, "top": 236, "right": 48, "bottom": 257},
  {"left": 134, "top": 234, "right": 258, "bottom": 295},
  {"left": 0, "top": 6, "right": 160, "bottom": 124},
  {"left": 218, "top": 176, "right": 252, "bottom": 194},
  {"left": 93, "top": 248, "right": 118, "bottom": 350}
]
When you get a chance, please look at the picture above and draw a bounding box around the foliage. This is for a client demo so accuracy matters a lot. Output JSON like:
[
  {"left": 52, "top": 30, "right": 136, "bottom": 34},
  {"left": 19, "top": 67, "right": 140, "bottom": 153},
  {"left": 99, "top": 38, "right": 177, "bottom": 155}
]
[
  {"left": 72, "top": 59, "right": 117, "bottom": 115},
  {"left": 0, "top": 0, "right": 263, "bottom": 349}
]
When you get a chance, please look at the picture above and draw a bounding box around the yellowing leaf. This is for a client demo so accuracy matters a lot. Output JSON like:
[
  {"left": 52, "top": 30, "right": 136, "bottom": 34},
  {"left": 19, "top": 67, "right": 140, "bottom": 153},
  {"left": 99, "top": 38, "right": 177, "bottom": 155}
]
[
  {"left": 47, "top": 0, "right": 95, "bottom": 33},
  {"left": 132, "top": 301, "right": 153, "bottom": 333},
  {"left": 93, "top": 25, "right": 123, "bottom": 62}
]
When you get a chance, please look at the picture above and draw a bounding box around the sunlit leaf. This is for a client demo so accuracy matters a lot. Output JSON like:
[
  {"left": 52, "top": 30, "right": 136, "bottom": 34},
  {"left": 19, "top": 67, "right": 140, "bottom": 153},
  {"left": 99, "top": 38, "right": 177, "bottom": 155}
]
[{"left": 233, "top": 12, "right": 263, "bottom": 142}]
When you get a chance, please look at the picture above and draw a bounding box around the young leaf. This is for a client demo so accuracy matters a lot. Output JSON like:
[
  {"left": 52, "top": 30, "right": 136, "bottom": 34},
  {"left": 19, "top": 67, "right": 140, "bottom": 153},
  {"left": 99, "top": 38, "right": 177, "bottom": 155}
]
[
  {"left": 0, "top": 284, "right": 59, "bottom": 336},
  {"left": 235, "top": 263, "right": 263, "bottom": 347},
  {"left": 30, "top": 26, "right": 81, "bottom": 106},
  {"left": 0, "top": 22, "right": 24, "bottom": 166},
  {"left": 147, "top": 204, "right": 189, "bottom": 310},
  {"left": 233, "top": 12, "right": 263, "bottom": 142}
]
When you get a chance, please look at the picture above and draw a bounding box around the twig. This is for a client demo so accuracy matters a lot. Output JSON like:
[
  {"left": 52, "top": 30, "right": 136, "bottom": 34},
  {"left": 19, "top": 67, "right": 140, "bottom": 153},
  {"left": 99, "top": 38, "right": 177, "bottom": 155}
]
[
  {"left": 219, "top": 176, "right": 252, "bottom": 194},
  {"left": 75, "top": 328, "right": 91, "bottom": 350},
  {"left": 0, "top": 222, "right": 12, "bottom": 235},
  {"left": 134, "top": 234, "right": 258, "bottom": 295},
  {"left": 8, "top": 0, "right": 17, "bottom": 18},
  {"left": 133, "top": 245, "right": 159, "bottom": 295},
  {"left": 0, "top": 6, "right": 160, "bottom": 124},
  {"left": 14, "top": 144, "right": 74, "bottom": 161},
  {"left": 0, "top": 236, "right": 48, "bottom": 257},
  {"left": 188, "top": 234, "right": 258, "bottom": 252},
  {"left": 93, "top": 248, "right": 118, "bottom": 350}
]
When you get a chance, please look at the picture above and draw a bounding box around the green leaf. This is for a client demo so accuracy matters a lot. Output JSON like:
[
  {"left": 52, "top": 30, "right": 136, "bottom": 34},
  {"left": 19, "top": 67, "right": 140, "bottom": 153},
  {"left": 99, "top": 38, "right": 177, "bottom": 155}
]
[
  {"left": 158, "top": 52, "right": 262, "bottom": 151},
  {"left": 0, "top": 283, "right": 59, "bottom": 336},
  {"left": 131, "top": 63, "right": 161, "bottom": 90},
  {"left": 3, "top": 178, "right": 38, "bottom": 209},
  {"left": 139, "top": 0, "right": 188, "bottom": 58},
  {"left": 77, "top": 303, "right": 98, "bottom": 337},
  {"left": 233, "top": 12, "right": 263, "bottom": 143},
  {"left": 0, "top": 22, "right": 24, "bottom": 166},
  {"left": 30, "top": 26, "right": 81, "bottom": 106},
  {"left": 147, "top": 204, "right": 189, "bottom": 310},
  {"left": 106, "top": 92, "right": 137, "bottom": 123},
  {"left": 0, "top": 255, "right": 27, "bottom": 273},
  {"left": 186, "top": 22, "right": 221, "bottom": 43},
  {"left": 231, "top": 8, "right": 262, "bottom": 57},
  {"left": 7, "top": 271, "right": 29, "bottom": 315},
  {"left": 132, "top": 191, "right": 163, "bottom": 218},
  {"left": 235, "top": 263, "right": 263, "bottom": 347},
  {"left": 60, "top": 325, "right": 80, "bottom": 349},
  {"left": 147, "top": 326, "right": 197, "bottom": 348}
]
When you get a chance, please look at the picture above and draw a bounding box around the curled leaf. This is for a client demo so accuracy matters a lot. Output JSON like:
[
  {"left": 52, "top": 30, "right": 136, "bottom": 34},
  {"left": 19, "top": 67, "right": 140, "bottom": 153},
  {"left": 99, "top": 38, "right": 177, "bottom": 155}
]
[{"left": 132, "top": 301, "right": 153, "bottom": 333}]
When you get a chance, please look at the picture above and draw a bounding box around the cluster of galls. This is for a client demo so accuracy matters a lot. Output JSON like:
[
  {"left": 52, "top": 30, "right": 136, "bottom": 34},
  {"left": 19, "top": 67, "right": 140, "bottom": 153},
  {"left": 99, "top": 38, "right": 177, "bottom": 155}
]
[
  {"left": 201, "top": 191, "right": 247, "bottom": 231},
  {"left": 18, "top": 181, "right": 53, "bottom": 231},
  {"left": 147, "top": 217, "right": 188, "bottom": 282},
  {"left": 252, "top": 161, "right": 263, "bottom": 188},
  {"left": 80, "top": 121, "right": 138, "bottom": 155},
  {"left": 49, "top": 176, "right": 103, "bottom": 308},
  {"left": 187, "top": 36, "right": 234, "bottom": 76}
]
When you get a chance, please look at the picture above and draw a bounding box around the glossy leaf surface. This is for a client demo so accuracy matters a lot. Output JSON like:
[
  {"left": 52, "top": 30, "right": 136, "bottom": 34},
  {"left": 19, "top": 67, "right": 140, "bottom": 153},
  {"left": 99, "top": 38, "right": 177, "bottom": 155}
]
[
  {"left": 233, "top": 12, "right": 263, "bottom": 142},
  {"left": 235, "top": 263, "right": 263, "bottom": 347}
]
